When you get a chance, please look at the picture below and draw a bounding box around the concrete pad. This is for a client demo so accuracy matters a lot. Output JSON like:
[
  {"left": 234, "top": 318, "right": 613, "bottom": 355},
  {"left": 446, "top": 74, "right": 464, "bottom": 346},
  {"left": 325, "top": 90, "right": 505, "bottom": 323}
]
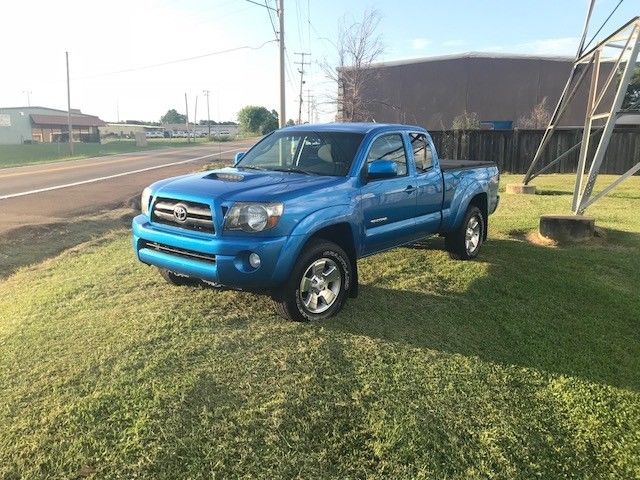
[
  {"left": 506, "top": 183, "right": 537, "bottom": 194},
  {"left": 539, "top": 215, "right": 595, "bottom": 242}
]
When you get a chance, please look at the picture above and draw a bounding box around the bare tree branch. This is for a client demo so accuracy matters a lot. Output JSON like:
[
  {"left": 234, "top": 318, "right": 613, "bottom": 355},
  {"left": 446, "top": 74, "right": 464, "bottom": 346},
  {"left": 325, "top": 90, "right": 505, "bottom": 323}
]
[{"left": 320, "top": 8, "right": 384, "bottom": 122}]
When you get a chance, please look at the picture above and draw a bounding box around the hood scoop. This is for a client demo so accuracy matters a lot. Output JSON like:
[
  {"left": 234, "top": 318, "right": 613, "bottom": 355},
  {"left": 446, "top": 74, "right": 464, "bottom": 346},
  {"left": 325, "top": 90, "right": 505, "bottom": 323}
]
[{"left": 204, "top": 172, "right": 244, "bottom": 182}]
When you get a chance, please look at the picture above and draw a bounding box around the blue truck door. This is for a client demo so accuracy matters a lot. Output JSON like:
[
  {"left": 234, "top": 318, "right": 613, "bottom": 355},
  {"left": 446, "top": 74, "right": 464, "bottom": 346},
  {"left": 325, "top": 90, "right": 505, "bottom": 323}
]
[
  {"left": 409, "top": 132, "right": 444, "bottom": 236},
  {"left": 360, "top": 132, "right": 417, "bottom": 254}
]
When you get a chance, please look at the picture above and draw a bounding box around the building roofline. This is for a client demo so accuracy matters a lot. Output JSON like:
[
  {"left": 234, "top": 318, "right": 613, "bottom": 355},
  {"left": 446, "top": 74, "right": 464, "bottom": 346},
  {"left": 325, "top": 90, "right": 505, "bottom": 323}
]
[
  {"left": 0, "top": 106, "right": 96, "bottom": 117},
  {"left": 356, "top": 51, "right": 575, "bottom": 69}
]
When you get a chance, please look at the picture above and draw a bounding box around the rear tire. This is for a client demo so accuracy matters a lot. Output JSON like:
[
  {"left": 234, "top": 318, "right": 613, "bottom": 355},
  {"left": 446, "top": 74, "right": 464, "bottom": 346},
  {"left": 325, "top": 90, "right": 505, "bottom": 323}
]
[
  {"left": 157, "top": 267, "right": 200, "bottom": 286},
  {"left": 445, "top": 206, "right": 485, "bottom": 260},
  {"left": 272, "top": 239, "right": 352, "bottom": 322}
]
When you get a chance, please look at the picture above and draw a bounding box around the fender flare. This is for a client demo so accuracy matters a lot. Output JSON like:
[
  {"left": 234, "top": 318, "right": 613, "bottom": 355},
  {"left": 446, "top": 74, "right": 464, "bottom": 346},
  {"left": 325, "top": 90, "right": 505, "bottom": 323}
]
[
  {"left": 448, "top": 183, "right": 486, "bottom": 232},
  {"left": 270, "top": 205, "right": 356, "bottom": 284}
]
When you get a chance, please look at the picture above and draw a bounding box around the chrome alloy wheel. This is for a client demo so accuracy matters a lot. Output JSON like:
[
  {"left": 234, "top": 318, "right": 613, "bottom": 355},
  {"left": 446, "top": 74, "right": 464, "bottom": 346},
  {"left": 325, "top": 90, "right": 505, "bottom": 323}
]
[
  {"left": 465, "top": 215, "right": 482, "bottom": 255},
  {"left": 299, "top": 258, "right": 342, "bottom": 314}
]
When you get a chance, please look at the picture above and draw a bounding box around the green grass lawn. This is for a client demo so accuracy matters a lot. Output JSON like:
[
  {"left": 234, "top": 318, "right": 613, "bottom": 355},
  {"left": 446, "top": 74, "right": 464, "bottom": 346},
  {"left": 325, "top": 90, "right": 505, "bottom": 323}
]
[
  {"left": 1, "top": 174, "right": 639, "bottom": 478},
  {"left": 0, "top": 138, "right": 221, "bottom": 169}
]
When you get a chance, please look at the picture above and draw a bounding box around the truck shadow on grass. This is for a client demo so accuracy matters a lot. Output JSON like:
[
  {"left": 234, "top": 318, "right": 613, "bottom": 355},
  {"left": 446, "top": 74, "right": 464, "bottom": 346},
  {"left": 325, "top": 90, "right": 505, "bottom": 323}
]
[
  {"left": 331, "top": 235, "right": 640, "bottom": 391},
  {"left": 0, "top": 208, "right": 134, "bottom": 279}
]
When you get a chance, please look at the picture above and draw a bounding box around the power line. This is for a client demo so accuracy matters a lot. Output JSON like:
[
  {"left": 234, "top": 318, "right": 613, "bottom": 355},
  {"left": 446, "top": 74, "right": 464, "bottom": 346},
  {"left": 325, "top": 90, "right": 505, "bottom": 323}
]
[
  {"left": 295, "top": 0, "right": 304, "bottom": 47},
  {"left": 582, "top": 0, "right": 624, "bottom": 53},
  {"left": 242, "top": 0, "right": 286, "bottom": 127},
  {"left": 265, "top": 0, "right": 279, "bottom": 39},
  {"left": 243, "top": 0, "right": 276, "bottom": 11},
  {"left": 307, "top": 0, "right": 311, "bottom": 51},
  {"left": 73, "top": 40, "right": 278, "bottom": 80}
]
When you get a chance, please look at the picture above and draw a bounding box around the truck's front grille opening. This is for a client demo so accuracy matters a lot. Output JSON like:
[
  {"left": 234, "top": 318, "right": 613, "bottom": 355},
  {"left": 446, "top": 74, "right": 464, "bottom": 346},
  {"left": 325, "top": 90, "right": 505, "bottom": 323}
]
[
  {"left": 139, "top": 240, "right": 216, "bottom": 263},
  {"left": 151, "top": 197, "right": 214, "bottom": 233}
]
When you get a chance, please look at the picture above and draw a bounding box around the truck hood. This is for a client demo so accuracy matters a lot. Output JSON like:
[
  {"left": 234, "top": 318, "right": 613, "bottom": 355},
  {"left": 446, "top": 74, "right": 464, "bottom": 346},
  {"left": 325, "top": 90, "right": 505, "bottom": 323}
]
[{"left": 154, "top": 167, "right": 344, "bottom": 202}]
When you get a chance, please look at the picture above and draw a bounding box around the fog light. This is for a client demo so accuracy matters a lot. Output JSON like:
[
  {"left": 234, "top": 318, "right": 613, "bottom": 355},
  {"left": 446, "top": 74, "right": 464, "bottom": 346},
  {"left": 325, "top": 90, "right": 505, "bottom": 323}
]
[{"left": 248, "top": 253, "right": 261, "bottom": 268}]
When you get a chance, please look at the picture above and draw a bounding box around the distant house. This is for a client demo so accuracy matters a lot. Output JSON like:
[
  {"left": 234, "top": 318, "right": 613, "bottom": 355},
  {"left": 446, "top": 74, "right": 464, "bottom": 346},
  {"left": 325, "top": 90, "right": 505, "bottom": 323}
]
[{"left": 0, "top": 106, "right": 106, "bottom": 145}]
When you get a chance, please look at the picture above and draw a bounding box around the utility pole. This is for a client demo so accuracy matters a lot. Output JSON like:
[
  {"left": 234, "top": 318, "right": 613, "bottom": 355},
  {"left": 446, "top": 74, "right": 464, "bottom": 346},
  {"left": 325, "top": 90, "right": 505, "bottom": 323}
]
[
  {"left": 305, "top": 89, "right": 312, "bottom": 123},
  {"left": 184, "top": 93, "right": 189, "bottom": 143},
  {"left": 65, "top": 51, "right": 74, "bottom": 155},
  {"left": 203, "top": 89, "right": 211, "bottom": 139},
  {"left": 278, "top": 0, "right": 285, "bottom": 128},
  {"left": 294, "top": 52, "right": 310, "bottom": 124},
  {"left": 193, "top": 95, "right": 198, "bottom": 140},
  {"left": 22, "top": 90, "right": 32, "bottom": 107}
]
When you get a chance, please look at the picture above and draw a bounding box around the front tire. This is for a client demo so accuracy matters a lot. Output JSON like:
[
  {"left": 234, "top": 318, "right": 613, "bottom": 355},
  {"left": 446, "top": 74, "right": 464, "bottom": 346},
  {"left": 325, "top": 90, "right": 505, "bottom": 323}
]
[
  {"left": 273, "top": 239, "right": 352, "bottom": 322},
  {"left": 157, "top": 267, "right": 200, "bottom": 286},
  {"left": 445, "top": 206, "right": 485, "bottom": 260}
]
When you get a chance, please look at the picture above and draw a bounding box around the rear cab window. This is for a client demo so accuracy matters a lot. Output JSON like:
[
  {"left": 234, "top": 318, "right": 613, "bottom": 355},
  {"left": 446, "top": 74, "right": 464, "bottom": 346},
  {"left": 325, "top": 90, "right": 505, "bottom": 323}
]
[{"left": 409, "top": 133, "right": 433, "bottom": 172}]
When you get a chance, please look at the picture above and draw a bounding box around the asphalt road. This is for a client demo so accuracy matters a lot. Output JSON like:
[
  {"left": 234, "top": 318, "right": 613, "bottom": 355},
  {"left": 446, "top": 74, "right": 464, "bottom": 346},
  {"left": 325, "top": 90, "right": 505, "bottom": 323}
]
[{"left": 0, "top": 140, "right": 255, "bottom": 234}]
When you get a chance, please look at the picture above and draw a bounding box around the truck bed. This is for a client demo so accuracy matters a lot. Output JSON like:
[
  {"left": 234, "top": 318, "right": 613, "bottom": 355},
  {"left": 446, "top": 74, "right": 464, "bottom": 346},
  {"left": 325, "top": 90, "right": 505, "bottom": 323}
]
[{"left": 440, "top": 159, "right": 497, "bottom": 171}]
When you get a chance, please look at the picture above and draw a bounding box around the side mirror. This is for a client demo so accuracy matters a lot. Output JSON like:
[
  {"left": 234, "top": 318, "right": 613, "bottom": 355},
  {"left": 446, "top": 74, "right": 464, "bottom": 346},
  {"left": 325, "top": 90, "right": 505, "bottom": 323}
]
[
  {"left": 233, "top": 152, "right": 245, "bottom": 166},
  {"left": 367, "top": 159, "right": 397, "bottom": 180}
]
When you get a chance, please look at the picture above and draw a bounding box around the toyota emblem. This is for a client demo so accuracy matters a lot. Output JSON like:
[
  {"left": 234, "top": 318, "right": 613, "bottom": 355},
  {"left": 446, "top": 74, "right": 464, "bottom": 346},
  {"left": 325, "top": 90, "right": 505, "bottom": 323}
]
[{"left": 173, "top": 204, "right": 188, "bottom": 222}]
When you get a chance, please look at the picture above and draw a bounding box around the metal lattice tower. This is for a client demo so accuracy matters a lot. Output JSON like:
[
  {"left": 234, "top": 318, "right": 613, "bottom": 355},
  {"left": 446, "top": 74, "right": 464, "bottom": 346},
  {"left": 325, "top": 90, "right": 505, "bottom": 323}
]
[{"left": 523, "top": 2, "right": 640, "bottom": 215}]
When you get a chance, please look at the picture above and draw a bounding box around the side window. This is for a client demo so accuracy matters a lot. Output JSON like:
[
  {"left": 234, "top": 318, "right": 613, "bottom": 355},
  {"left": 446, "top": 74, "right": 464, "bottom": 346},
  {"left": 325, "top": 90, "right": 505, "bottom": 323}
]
[
  {"left": 366, "top": 134, "right": 408, "bottom": 177},
  {"left": 410, "top": 133, "right": 433, "bottom": 172}
]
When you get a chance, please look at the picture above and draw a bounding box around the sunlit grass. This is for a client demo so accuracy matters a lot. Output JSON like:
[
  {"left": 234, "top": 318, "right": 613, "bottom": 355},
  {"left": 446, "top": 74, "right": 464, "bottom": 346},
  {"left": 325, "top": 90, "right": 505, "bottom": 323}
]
[{"left": 0, "top": 174, "right": 639, "bottom": 478}]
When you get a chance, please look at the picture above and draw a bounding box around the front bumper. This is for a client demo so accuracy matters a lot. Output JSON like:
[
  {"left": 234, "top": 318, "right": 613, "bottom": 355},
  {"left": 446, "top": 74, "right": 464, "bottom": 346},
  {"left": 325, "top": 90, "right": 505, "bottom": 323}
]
[{"left": 132, "top": 215, "right": 288, "bottom": 289}]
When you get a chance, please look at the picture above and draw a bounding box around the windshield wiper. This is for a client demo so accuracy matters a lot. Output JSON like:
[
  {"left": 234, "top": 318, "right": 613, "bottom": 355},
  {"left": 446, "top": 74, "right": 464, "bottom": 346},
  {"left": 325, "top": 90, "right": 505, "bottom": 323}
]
[
  {"left": 239, "top": 165, "right": 266, "bottom": 171},
  {"left": 271, "top": 167, "right": 319, "bottom": 175}
]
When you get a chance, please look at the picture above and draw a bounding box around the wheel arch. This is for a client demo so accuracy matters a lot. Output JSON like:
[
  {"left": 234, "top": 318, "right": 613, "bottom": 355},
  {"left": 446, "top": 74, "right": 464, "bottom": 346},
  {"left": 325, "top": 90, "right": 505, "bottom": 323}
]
[
  {"left": 270, "top": 206, "right": 357, "bottom": 285},
  {"left": 448, "top": 185, "right": 489, "bottom": 240},
  {"left": 468, "top": 192, "right": 488, "bottom": 240}
]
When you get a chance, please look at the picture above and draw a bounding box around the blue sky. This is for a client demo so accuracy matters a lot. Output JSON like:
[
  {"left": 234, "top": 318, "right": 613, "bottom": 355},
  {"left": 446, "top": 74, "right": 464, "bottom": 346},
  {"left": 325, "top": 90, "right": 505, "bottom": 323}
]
[{"left": 1, "top": 0, "right": 636, "bottom": 122}]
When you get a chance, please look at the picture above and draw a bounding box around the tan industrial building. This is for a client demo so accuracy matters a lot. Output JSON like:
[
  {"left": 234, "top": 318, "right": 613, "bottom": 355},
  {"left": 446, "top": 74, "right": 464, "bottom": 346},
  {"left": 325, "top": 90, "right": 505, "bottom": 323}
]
[{"left": 0, "top": 106, "right": 106, "bottom": 145}]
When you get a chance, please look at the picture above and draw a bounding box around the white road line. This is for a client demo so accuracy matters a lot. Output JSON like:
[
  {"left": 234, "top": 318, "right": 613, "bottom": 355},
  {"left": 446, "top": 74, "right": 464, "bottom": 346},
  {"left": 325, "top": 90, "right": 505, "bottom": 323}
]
[{"left": 0, "top": 148, "right": 242, "bottom": 201}]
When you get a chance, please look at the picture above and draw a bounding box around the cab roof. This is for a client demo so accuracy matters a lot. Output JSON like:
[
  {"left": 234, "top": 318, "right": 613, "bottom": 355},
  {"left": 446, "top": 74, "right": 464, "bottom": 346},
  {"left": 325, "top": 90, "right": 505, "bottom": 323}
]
[{"left": 280, "top": 122, "right": 426, "bottom": 135}]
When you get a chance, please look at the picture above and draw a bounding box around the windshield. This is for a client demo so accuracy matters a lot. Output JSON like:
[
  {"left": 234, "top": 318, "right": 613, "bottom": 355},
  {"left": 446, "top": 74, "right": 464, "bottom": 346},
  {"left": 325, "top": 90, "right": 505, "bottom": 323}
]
[{"left": 237, "top": 131, "right": 364, "bottom": 176}]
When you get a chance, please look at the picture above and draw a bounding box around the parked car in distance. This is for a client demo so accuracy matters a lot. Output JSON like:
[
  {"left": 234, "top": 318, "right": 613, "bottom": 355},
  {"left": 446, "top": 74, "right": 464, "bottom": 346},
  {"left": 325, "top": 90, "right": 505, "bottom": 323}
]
[{"left": 132, "top": 123, "right": 500, "bottom": 321}]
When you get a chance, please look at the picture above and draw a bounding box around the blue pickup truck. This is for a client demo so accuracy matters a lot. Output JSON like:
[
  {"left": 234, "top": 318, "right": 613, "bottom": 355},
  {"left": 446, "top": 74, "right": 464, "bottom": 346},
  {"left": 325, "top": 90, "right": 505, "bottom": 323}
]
[{"left": 132, "top": 123, "right": 499, "bottom": 321}]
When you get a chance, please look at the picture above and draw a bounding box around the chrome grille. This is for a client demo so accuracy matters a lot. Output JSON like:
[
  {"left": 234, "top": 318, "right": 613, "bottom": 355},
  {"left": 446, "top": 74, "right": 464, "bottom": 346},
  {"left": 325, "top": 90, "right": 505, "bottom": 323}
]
[
  {"left": 140, "top": 240, "right": 216, "bottom": 263},
  {"left": 151, "top": 197, "right": 214, "bottom": 233}
]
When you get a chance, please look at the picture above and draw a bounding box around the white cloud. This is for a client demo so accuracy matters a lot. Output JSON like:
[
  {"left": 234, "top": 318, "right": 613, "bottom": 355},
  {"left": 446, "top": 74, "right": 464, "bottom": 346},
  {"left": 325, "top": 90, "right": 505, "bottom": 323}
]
[
  {"left": 516, "top": 37, "right": 579, "bottom": 55},
  {"left": 474, "top": 37, "right": 579, "bottom": 57},
  {"left": 412, "top": 38, "right": 432, "bottom": 50}
]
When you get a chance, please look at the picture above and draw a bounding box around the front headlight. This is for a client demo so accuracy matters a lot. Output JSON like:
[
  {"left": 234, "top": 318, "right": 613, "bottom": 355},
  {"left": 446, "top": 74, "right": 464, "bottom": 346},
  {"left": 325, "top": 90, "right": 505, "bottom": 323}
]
[
  {"left": 224, "top": 202, "right": 283, "bottom": 232},
  {"left": 141, "top": 187, "right": 152, "bottom": 215}
]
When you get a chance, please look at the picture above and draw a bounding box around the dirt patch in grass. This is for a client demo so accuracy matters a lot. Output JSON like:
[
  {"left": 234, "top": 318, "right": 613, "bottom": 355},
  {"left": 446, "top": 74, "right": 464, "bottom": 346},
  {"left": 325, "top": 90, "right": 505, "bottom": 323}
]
[{"left": 507, "top": 226, "right": 620, "bottom": 250}]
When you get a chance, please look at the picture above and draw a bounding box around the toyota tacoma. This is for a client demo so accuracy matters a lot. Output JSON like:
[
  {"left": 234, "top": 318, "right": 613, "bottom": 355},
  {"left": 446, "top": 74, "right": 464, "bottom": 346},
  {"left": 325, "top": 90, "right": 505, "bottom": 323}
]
[{"left": 132, "top": 123, "right": 499, "bottom": 321}]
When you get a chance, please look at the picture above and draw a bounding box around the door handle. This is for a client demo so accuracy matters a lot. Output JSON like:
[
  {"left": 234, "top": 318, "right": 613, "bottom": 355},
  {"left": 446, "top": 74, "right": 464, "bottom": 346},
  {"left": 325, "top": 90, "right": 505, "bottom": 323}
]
[{"left": 405, "top": 185, "right": 417, "bottom": 193}]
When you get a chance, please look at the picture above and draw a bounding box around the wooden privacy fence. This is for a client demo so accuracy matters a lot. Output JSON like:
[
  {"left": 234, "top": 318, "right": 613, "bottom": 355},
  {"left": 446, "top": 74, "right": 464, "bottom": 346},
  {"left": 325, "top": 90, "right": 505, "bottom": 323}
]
[{"left": 428, "top": 128, "right": 640, "bottom": 175}]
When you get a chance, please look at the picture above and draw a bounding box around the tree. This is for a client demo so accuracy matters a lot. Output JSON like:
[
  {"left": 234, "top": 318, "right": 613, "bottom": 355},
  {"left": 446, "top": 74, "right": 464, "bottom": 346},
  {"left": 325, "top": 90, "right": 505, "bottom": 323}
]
[
  {"left": 160, "top": 109, "right": 186, "bottom": 124},
  {"left": 237, "top": 106, "right": 278, "bottom": 135},
  {"left": 452, "top": 111, "right": 481, "bottom": 130},
  {"left": 517, "top": 97, "right": 552, "bottom": 129},
  {"left": 322, "top": 8, "right": 384, "bottom": 122},
  {"left": 286, "top": 119, "right": 295, "bottom": 126}
]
